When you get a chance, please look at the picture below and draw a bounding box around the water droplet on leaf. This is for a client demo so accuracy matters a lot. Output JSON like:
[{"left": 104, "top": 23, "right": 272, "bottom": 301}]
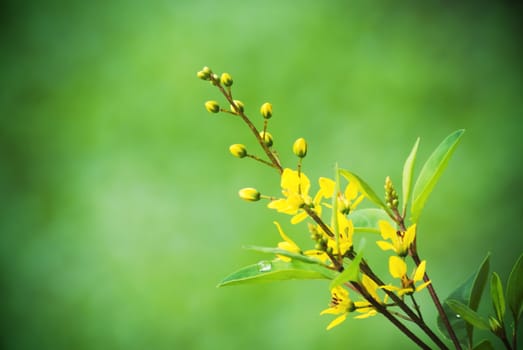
[{"left": 258, "top": 261, "right": 272, "bottom": 272}]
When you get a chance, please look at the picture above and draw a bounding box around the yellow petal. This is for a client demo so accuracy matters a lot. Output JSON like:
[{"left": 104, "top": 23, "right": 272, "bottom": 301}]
[
  {"left": 380, "top": 284, "right": 401, "bottom": 292},
  {"left": 320, "top": 307, "right": 339, "bottom": 316},
  {"left": 376, "top": 240, "right": 395, "bottom": 252},
  {"left": 403, "top": 224, "right": 416, "bottom": 248},
  {"left": 273, "top": 221, "right": 298, "bottom": 248},
  {"left": 361, "top": 274, "right": 379, "bottom": 302},
  {"left": 378, "top": 220, "right": 396, "bottom": 240},
  {"left": 413, "top": 260, "right": 426, "bottom": 282},
  {"left": 344, "top": 181, "right": 359, "bottom": 201},
  {"left": 326, "top": 314, "right": 347, "bottom": 330},
  {"left": 354, "top": 310, "right": 377, "bottom": 319},
  {"left": 398, "top": 288, "right": 414, "bottom": 296},
  {"left": 389, "top": 256, "right": 407, "bottom": 278},
  {"left": 318, "top": 177, "right": 335, "bottom": 198},
  {"left": 416, "top": 280, "right": 431, "bottom": 292},
  {"left": 290, "top": 211, "right": 308, "bottom": 224}
]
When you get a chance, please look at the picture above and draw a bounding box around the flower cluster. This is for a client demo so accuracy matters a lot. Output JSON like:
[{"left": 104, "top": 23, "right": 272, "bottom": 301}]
[{"left": 197, "top": 66, "right": 521, "bottom": 350}]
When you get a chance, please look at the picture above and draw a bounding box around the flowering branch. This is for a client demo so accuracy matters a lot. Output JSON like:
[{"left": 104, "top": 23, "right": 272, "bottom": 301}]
[{"left": 197, "top": 66, "right": 523, "bottom": 350}]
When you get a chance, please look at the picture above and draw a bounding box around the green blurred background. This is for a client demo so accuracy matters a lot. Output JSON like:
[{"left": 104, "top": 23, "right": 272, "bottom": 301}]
[{"left": 1, "top": 0, "right": 522, "bottom": 349}]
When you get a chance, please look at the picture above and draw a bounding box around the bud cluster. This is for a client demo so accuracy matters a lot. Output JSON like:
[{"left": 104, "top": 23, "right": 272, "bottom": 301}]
[{"left": 384, "top": 176, "right": 399, "bottom": 210}]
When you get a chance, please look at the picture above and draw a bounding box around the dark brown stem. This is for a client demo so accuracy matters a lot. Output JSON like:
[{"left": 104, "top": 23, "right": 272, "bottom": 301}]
[
  {"left": 411, "top": 252, "right": 461, "bottom": 350},
  {"left": 352, "top": 282, "right": 432, "bottom": 350},
  {"left": 303, "top": 206, "right": 334, "bottom": 238},
  {"left": 358, "top": 259, "right": 449, "bottom": 349}
]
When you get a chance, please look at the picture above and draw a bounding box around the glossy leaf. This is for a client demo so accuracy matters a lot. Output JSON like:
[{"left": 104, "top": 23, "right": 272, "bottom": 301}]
[
  {"left": 490, "top": 272, "right": 505, "bottom": 322},
  {"left": 438, "top": 253, "right": 490, "bottom": 348},
  {"left": 446, "top": 299, "right": 490, "bottom": 330},
  {"left": 401, "top": 137, "right": 420, "bottom": 215},
  {"left": 472, "top": 339, "right": 494, "bottom": 350},
  {"left": 339, "top": 169, "right": 393, "bottom": 217},
  {"left": 349, "top": 208, "right": 394, "bottom": 234},
  {"left": 411, "top": 129, "right": 465, "bottom": 223},
  {"left": 330, "top": 251, "right": 363, "bottom": 290},
  {"left": 506, "top": 253, "right": 523, "bottom": 321},
  {"left": 218, "top": 259, "right": 336, "bottom": 287},
  {"left": 245, "top": 245, "right": 325, "bottom": 264}
]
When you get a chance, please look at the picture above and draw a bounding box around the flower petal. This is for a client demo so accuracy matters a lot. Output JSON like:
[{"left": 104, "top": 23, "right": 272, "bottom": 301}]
[
  {"left": 389, "top": 256, "right": 407, "bottom": 278},
  {"left": 318, "top": 177, "right": 335, "bottom": 198},
  {"left": 378, "top": 220, "right": 396, "bottom": 240},
  {"left": 326, "top": 314, "right": 348, "bottom": 330},
  {"left": 413, "top": 260, "right": 426, "bottom": 282},
  {"left": 376, "top": 240, "right": 395, "bottom": 252},
  {"left": 415, "top": 280, "right": 431, "bottom": 292},
  {"left": 403, "top": 224, "right": 416, "bottom": 248}
]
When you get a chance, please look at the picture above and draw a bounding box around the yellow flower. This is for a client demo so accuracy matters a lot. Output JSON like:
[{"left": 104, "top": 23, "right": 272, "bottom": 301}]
[
  {"left": 354, "top": 274, "right": 385, "bottom": 319},
  {"left": 382, "top": 256, "right": 431, "bottom": 296},
  {"left": 326, "top": 212, "right": 354, "bottom": 256},
  {"left": 376, "top": 221, "right": 416, "bottom": 257},
  {"left": 320, "top": 286, "right": 355, "bottom": 330},
  {"left": 268, "top": 168, "right": 312, "bottom": 223},
  {"left": 313, "top": 177, "right": 364, "bottom": 215}
]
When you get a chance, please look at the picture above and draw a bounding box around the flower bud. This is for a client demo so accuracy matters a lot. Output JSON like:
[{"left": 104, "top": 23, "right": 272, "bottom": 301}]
[
  {"left": 259, "top": 131, "right": 273, "bottom": 147},
  {"left": 220, "top": 73, "right": 233, "bottom": 87},
  {"left": 293, "top": 138, "right": 307, "bottom": 158},
  {"left": 205, "top": 100, "right": 220, "bottom": 114},
  {"left": 197, "top": 66, "right": 212, "bottom": 80},
  {"left": 229, "top": 144, "right": 247, "bottom": 158},
  {"left": 239, "top": 187, "right": 261, "bottom": 202},
  {"left": 230, "top": 100, "right": 244, "bottom": 113},
  {"left": 260, "top": 102, "right": 272, "bottom": 119}
]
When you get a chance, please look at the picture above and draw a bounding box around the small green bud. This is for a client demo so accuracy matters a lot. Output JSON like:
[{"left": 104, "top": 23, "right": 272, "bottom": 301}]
[
  {"left": 488, "top": 317, "right": 503, "bottom": 335},
  {"left": 205, "top": 100, "right": 220, "bottom": 113},
  {"left": 239, "top": 187, "right": 261, "bottom": 202},
  {"left": 229, "top": 144, "right": 247, "bottom": 158},
  {"left": 260, "top": 102, "right": 272, "bottom": 119},
  {"left": 384, "top": 176, "right": 399, "bottom": 210},
  {"left": 293, "top": 137, "right": 308, "bottom": 158},
  {"left": 259, "top": 131, "right": 273, "bottom": 147},
  {"left": 220, "top": 73, "right": 233, "bottom": 87},
  {"left": 230, "top": 100, "right": 244, "bottom": 113}
]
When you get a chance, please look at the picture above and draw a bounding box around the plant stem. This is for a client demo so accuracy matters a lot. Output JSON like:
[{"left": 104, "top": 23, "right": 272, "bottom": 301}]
[
  {"left": 352, "top": 282, "right": 432, "bottom": 350},
  {"left": 358, "top": 259, "right": 449, "bottom": 349},
  {"left": 212, "top": 76, "right": 283, "bottom": 174},
  {"left": 411, "top": 252, "right": 462, "bottom": 350}
]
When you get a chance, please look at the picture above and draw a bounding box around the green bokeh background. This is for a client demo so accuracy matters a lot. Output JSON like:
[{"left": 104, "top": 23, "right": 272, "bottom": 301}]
[{"left": 1, "top": 0, "right": 522, "bottom": 349}]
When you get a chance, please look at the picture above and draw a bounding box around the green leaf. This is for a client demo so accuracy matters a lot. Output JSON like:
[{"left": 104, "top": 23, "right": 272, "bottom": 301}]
[
  {"left": 470, "top": 253, "right": 491, "bottom": 312},
  {"left": 472, "top": 339, "right": 494, "bottom": 350},
  {"left": 411, "top": 129, "right": 465, "bottom": 223},
  {"left": 490, "top": 272, "right": 506, "bottom": 322},
  {"left": 506, "top": 253, "right": 523, "bottom": 321},
  {"left": 348, "top": 208, "right": 394, "bottom": 234},
  {"left": 401, "top": 137, "right": 420, "bottom": 215},
  {"left": 438, "top": 253, "right": 490, "bottom": 348},
  {"left": 339, "top": 169, "right": 393, "bottom": 217},
  {"left": 245, "top": 245, "right": 325, "bottom": 264},
  {"left": 446, "top": 299, "right": 491, "bottom": 330},
  {"left": 218, "top": 259, "right": 336, "bottom": 287},
  {"left": 330, "top": 251, "right": 364, "bottom": 290}
]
